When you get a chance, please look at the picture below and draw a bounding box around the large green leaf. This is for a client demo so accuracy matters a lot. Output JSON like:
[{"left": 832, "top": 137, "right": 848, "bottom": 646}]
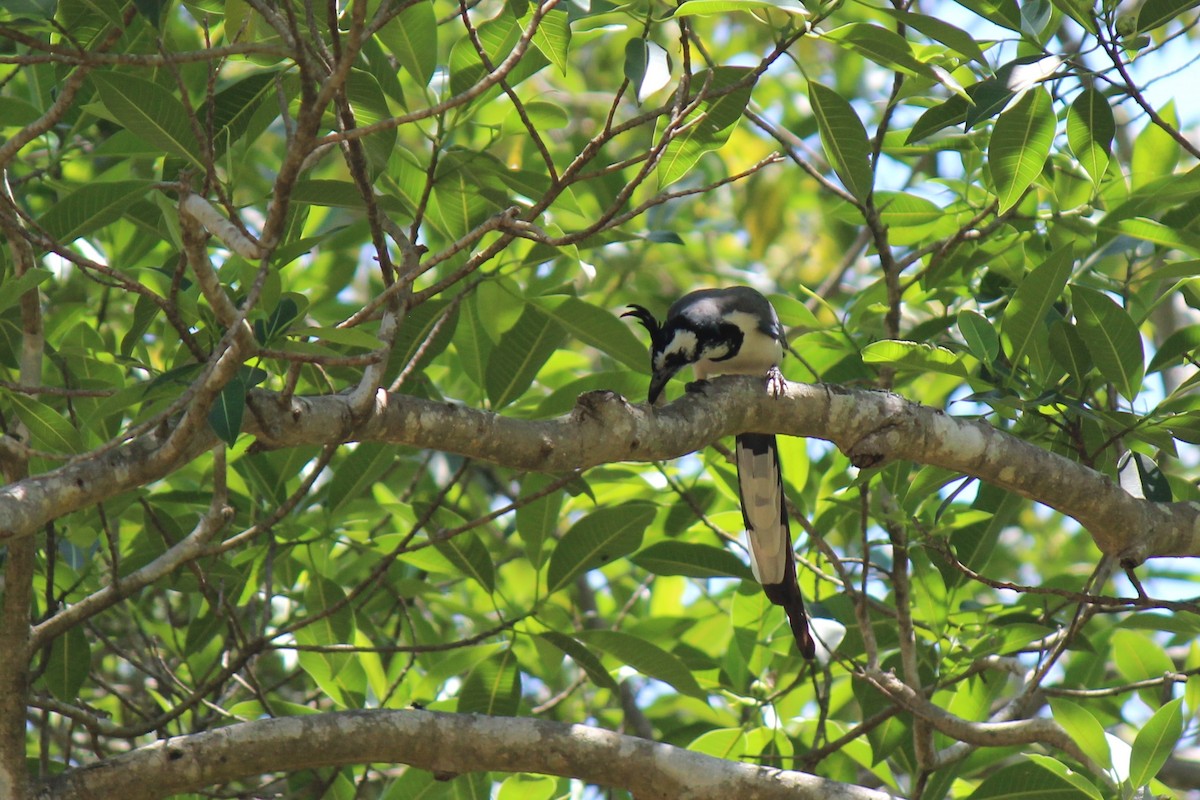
[
  {"left": 1131, "top": 101, "right": 1180, "bottom": 189},
  {"left": 531, "top": 295, "right": 647, "bottom": 372},
  {"left": 823, "top": 23, "right": 937, "bottom": 80},
  {"left": 529, "top": 8, "right": 570, "bottom": 75},
  {"left": 1071, "top": 285, "right": 1145, "bottom": 401},
  {"left": 208, "top": 372, "right": 247, "bottom": 446},
  {"left": 988, "top": 87, "right": 1055, "bottom": 213},
  {"left": 515, "top": 473, "right": 564, "bottom": 568},
  {"left": 91, "top": 72, "right": 202, "bottom": 170},
  {"left": 7, "top": 392, "right": 82, "bottom": 453},
  {"left": 435, "top": 531, "right": 496, "bottom": 593},
  {"left": 538, "top": 631, "right": 620, "bottom": 691},
  {"left": 378, "top": 0, "right": 437, "bottom": 87},
  {"left": 546, "top": 502, "right": 654, "bottom": 594},
  {"left": 657, "top": 67, "right": 756, "bottom": 188},
  {"left": 1129, "top": 697, "right": 1184, "bottom": 788},
  {"left": 808, "top": 80, "right": 873, "bottom": 202},
  {"left": 1001, "top": 246, "right": 1074, "bottom": 370},
  {"left": 1066, "top": 88, "right": 1115, "bottom": 186},
  {"left": 485, "top": 303, "right": 566, "bottom": 409},
  {"left": 671, "top": 0, "right": 808, "bottom": 17},
  {"left": 38, "top": 180, "right": 155, "bottom": 242},
  {"left": 964, "top": 758, "right": 1098, "bottom": 799},
  {"left": 878, "top": 9, "right": 987, "bottom": 64},
  {"left": 459, "top": 650, "right": 522, "bottom": 716},
  {"left": 862, "top": 339, "right": 971, "bottom": 377},
  {"left": 1137, "top": 0, "right": 1200, "bottom": 31},
  {"left": 41, "top": 625, "right": 91, "bottom": 702},
  {"left": 1048, "top": 698, "right": 1111, "bottom": 770},
  {"left": 576, "top": 629, "right": 704, "bottom": 698},
  {"left": 631, "top": 540, "right": 754, "bottom": 581}
]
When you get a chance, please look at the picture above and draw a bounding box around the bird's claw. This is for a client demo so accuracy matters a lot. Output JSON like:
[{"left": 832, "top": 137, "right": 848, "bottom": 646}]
[{"left": 765, "top": 366, "right": 786, "bottom": 398}]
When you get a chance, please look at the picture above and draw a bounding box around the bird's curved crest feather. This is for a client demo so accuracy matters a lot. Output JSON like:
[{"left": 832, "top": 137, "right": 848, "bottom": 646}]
[{"left": 622, "top": 304, "right": 663, "bottom": 349}]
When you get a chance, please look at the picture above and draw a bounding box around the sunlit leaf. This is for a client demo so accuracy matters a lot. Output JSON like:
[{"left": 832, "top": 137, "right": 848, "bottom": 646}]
[
  {"left": 546, "top": 502, "right": 654, "bottom": 593},
  {"left": 989, "top": 87, "right": 1055, "bottom": 213},
  {"left": 1129, "top": 698, "right": 1184, "bottom": 788},
  {"left": 1071, "top": 285, "right": 1145, "bottom": 401},
  {"left": 91, "top": 72, "right": 202, "bottom": 170},
  {"left": 808, "top": 80, "right": 873, "bottom": 202}
]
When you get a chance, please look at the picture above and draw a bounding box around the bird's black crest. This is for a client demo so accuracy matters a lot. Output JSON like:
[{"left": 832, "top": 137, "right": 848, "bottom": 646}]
[{"left": 622, "top": 304, "right": 663, "bottom": 350}]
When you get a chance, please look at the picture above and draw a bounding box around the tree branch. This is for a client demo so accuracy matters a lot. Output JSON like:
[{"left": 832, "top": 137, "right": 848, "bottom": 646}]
[
  {"left": 3, "top": 380, "right": 1197, "bottom": 565},
  {"left": 37, "top": 709, "right": 892, "bottom": 800}
]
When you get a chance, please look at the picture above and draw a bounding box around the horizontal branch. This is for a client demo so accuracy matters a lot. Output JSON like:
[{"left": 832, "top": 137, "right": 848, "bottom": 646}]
[
  {"left": 37, "top": 708, "right": 892, "bottom": 800},
  {"left": 3, "top": 378, "right": 1197, "bottom": 564}
]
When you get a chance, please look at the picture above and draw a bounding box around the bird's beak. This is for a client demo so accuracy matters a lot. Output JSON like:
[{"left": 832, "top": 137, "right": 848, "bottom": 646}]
[{"left": 647, "top": 365, "right": 679, "bottom": 406}]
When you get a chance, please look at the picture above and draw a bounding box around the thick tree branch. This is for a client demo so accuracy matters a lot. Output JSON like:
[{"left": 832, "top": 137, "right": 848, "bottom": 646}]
[
  {"left": 2, "top": 379, "right": 1197, "bottom": 565},
  {"left": 36, "top": 709, "right": 892, "bottom": 800}
]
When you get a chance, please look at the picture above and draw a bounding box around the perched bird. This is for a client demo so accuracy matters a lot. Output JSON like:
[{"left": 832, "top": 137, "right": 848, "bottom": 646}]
[{"left": 623, "top": 287, "right": 816, "bottom": 658}]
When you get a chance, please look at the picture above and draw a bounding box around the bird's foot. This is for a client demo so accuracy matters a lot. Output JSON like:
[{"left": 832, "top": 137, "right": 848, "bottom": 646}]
[
  {"left": 684, "top": 379, "right": 712, "bottom": 395},
  {"left": 765, "top": 365, "right": 786, "bottom": 398}
]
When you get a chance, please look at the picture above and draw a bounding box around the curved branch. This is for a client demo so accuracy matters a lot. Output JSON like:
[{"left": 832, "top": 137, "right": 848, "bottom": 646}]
[
  {"left": 3, "top": 379, "right": 1197, "bottom": 565},
  {"left": 37, "top": 709, "right": 892, "bottom": 800}
]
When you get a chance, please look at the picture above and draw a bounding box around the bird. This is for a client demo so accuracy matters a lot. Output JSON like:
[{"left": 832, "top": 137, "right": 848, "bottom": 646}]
[{"left": 623, "top": 286, "right": 816, "bottom": 659}]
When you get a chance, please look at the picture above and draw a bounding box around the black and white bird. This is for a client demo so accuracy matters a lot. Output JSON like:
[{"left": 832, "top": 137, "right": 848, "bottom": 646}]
[{"left": 624, "top": 286, "right": 816, "bottom": 659}]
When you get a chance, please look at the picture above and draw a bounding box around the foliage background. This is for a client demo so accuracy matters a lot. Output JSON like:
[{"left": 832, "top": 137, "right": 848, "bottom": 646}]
[{"left": 3, "top": 0, "right": 1200, "bottom": 797}]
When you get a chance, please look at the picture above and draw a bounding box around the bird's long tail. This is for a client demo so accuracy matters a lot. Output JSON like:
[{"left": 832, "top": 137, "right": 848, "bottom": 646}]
[{"left": 735, "top": 432, "right": 816, "bottom": 659}]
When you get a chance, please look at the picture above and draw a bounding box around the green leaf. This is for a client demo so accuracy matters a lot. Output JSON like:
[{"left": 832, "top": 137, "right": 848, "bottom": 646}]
[
  {"left": 657, "top": 67, "right": 756, "bottom": 188},
  {"left": 988, "top": 87, "right": 1055, "bottom": 213},
  {"left": 1131, "top": 101, "right": 1180, "bottom": 189},
  {"left": 529, "top": 8, "right": 570, "bottom": 75},
  {"left": 576, "top": 629, "right": 704, "bottom": 698},
  {"left": 631, "top": 541, "right": 754, "bottom": 580},
  {"left": 459, "top": 650, "right": 522, "bottom": 716},
  {"left": 378, "top": 0, "right": 437, "bottom": 87},
  {"left": 538, "top": 631, "right": 620, "bottom": 691},
  {"left": 1111, "top": 629, "right": 1175, "bottom": 683},
  {"left": 1048, "top": 698, "right": 1111, "bottom": 770},
  {"left": 861, "top": 339, "right": 971, "bottom": 377},
  {"left": 200, "top": 70, "right": 281, "bottom": 157},
  {"left": 42, "top": 625, "right": 91, "bottom": 702},
  {"left": 388, "top": 299, "right": 458, "bottom": 385},
  {"left": 1137, "top": 0, "right": 1200, "bottom": 31},
  {"left": 965, "top": 758, "right": 1099, "bottom": 799},
  {"left": 0, "top": 268, "right": 53, "bottom": 315},
  {"left": 435, "top": 532, "right": 496, "bottom": 593},
  {"left": 907, "top": 94, "right": 969, "bottom": 143},
  {"left": 876, "top": 192, "right": 944, "bottom": 228},
  {"left": 878, "top": 9, "right": 987, "bottom": 64},
  {"left": 1101, "top": 217, "right": 1200, "bottom": 254},
  {"left": 1001, "top": 247, "right": 1074, "bottom": 370},
  {"left": 1071, "top": 285, "right": 1145, "bottom": 401},
  {"left": 808, "top": 80, "right": 874, "bottom": 202},
  {"left": 531, "top": 295, "right": 647, "bottom": 372},
  {"left": 823, "top": 23, "right": 937, "bottom": 80},
  {"left": 546, "top": 502, "right": 654, "bottom": 594},
  {"left": 672, "top": 0, "right": 809, "bottom": 17},
  {"left": 958, "top": 310, "right": 1000, "bottom": 364},
  {"left": 448, "top": 11, "right": 548, "bottom": 97},
  {"left": 485, "top": 303, "right": 566, "bottom": 409},
  {"left": 1129, "top": 697, "right": 1184, "bottom": 787},
  {"left": 325, "top": 442, "right": 395, "bottom": 517},
  {"left": 1148, "top": 324, "right": 1200, "bottom": 372},
  {"left": 515, "top": 473, "right": 564, "bottom": 568},
  {"left": 38, "top": 180, "right": 155, "bottom": 242},
  {"left": 1048, "top": 319, "right": 1093, "bottom": 379},
  {"left": 90, "top": 72, "right": 202, "bottom": 170},
  {"left": 454, "top": 293, "right": 494, "bottom": 391},
  {"left": 7, "top": 392, "right": 82, "bottom": 453},
  {"left": 1067, "top": 88, "right": 1115, "bottom": 186},
  {"left": 208, "top": 373, "right": 247, "bottom": 446}
]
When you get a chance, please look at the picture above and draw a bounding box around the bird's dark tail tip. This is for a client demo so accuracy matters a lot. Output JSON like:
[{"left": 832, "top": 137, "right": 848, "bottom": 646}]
[{"left": 763, "top": 582, "right": 816, "bottom": 659}]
